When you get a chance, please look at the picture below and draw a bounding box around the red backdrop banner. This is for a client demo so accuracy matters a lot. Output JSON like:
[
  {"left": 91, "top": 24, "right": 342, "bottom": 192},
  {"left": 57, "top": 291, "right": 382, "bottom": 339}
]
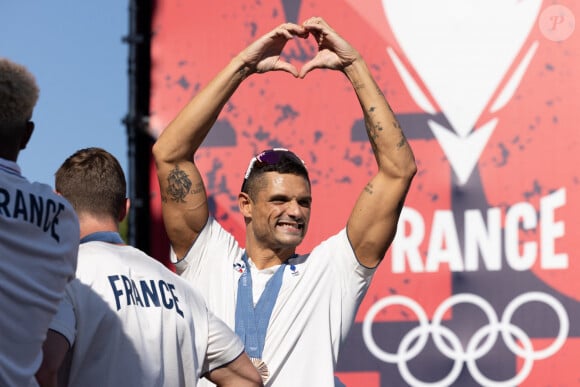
[{"left": 150, "top": 1, "right": 579, "bottom": 385}]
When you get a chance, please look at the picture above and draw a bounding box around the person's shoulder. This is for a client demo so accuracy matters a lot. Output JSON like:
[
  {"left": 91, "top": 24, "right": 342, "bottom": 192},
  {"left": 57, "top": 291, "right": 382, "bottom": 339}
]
[
  {"left": 30, "top": 181, "right": 73, "bottom": 204},
  {"left": 140, "top": 253, "right": 209, "bottom": 313},
  {"left": 1, "top": 177, "right": 80, "bottom": 247},
  {"left": 306, "top": 228, "right": 349, "bottom": 254},
  {"left": 28, "top": 180, "right": 58, "bottom": 193},
  {"left": 76, "top": 245, "right": 165, "bottom": 285},
  {"left": 293, "top": 228, "right": 351, "bottom": 264},
  {"left": 80, "top": 243, "right": 146, "bottom": 264},
  {"left": 123, "top": 245, "right": 188, "bottom": 281},
  {"left": 26, "top": 180, "right": 79, "bottom": 218},
  {"left": 163, "top": 264, "right": 207, "bottom": 303}
]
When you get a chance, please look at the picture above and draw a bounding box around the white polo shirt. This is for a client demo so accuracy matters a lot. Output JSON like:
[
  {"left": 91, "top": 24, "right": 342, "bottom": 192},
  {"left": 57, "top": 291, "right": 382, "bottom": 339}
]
[
  {"left": 0, "top": 158, "right": 79, "bottom": 387},
  {"left": 173, "top": 216, "right": 376, "bottom": 387},
  {"left": 51, "top": 241, "right": 244, "bottom": 387}
]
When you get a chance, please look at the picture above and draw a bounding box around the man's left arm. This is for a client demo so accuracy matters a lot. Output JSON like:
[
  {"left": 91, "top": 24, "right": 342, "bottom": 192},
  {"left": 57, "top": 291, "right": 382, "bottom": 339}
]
[
  {"left": 300, "top": 17, "right": 417, "bottom": 269},
  {"left": 345, "top": 58, "right": 417, "bottom": 268}
]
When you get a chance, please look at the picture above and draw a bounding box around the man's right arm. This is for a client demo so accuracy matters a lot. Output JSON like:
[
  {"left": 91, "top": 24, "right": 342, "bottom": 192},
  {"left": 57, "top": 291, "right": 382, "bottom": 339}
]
[
  {"left": 200, "top": 296, "right": 263, "bottom": 386},
  {"left": 152, "top": 22, "right": 308, "bottom": 259},
  {"left": 152, "top": 58, "right": 249, "bottom": 259},
  {"left": 205, "top": 353, "right": 263, "bottom": 387}
]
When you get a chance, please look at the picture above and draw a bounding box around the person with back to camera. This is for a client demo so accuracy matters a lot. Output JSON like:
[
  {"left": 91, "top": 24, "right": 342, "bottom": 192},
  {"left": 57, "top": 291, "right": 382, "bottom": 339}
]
[
  {"left": 0, "top": 57, "right": 80, "bottom": 387},
  {"left": 35, "top": 147, "right": 263, "bottom": 387},
  {"left": 153, "top": 17, "right": 417, "bottom": 386}
]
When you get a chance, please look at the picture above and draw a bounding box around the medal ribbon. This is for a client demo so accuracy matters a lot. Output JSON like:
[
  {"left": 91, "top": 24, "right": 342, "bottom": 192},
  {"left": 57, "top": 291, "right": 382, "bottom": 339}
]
[
  {"left": 80, "top": 231, "right": 124, "bottom": 244},
  {"left": 235, "top": 252, "right": 286, "bottom": 360}
]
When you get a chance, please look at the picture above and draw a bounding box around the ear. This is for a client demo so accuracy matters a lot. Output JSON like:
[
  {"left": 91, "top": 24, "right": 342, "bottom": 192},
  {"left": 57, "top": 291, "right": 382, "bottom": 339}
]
[
  {"left": 118, "top": 198, "right": 130, "bottom": 222},
  {"left": 238, "top": 192, "right": 252, "bottom": 218},
  {"left": 19, "top": 121, "right": 34, "bottom": 150}
]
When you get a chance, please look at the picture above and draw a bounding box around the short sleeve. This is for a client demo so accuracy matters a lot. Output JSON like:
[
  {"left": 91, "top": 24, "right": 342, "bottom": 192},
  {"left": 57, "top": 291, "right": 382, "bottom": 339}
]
[
  {"left": 202, "top": 309, "right": 245, "bottom": 374},
  {"left": 172, "top": 216, "right": 241, "bottom": 276}
]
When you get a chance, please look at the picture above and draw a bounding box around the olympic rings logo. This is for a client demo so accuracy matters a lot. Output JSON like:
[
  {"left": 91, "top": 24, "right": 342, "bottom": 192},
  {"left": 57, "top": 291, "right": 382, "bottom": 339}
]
[{"left": 362, "top": 292, "right": 569, "bottom": 387}]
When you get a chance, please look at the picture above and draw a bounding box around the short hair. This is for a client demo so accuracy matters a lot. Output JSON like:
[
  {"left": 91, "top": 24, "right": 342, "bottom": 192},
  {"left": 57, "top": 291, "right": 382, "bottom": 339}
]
[
  {"left": 55, "top": 147, "right": 126, "bottom": 220},
  {"left": 0, "top": 58, "right": 39, "bottom": 127},
  {"left": 241, "top": 148, "right": 310, "bottom": 199}
]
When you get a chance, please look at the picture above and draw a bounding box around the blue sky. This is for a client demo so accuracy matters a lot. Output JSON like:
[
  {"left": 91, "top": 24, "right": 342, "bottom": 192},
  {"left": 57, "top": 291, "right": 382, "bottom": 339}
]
[{"left": 1, "top": 1, "right": 129, "bottom": 186}]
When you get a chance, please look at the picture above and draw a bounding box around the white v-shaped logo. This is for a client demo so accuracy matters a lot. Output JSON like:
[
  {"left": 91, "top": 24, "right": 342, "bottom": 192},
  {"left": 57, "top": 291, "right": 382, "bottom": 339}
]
[{"left": 383, "top": 0, "right": 542, "bottom": 184}]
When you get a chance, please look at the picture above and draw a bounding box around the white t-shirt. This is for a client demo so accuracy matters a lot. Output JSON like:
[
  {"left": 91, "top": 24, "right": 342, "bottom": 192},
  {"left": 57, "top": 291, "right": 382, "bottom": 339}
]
[
  {"left": 0, "top": 158, "right": 79, "bottom": 387},
  {"left": 51, "top": 240, "right": 244, "bottom": 387},
  {"left": 173, "top": 216, "right": 376, "bottom": 387}
]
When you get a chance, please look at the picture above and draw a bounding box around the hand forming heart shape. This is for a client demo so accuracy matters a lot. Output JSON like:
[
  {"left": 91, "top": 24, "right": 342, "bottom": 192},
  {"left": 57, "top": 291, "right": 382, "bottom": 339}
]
[{"left": 237, "top": 17, "right": 362, "bottom": 79}]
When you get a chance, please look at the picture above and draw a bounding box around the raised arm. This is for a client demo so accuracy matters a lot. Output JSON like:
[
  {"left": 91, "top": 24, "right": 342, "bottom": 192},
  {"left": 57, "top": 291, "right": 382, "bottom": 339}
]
[
  {"left": 152, "top": 23, "right": 309, "bottom": 258},
  {"left": 301, "top": 17, "right": 417, "bottom": 268}
]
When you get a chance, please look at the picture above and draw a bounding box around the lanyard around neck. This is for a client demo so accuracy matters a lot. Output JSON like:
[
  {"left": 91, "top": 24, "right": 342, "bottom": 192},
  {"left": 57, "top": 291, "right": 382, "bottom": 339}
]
[{"left": 235, "top": 253, "right": 287, "bottom": 359}]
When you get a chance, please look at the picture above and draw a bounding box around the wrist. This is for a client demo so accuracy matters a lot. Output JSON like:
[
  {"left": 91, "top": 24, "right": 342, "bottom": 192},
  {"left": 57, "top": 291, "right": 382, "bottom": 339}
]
[
  {"left": 343, "top": 56, "right": 368, "bottom": 80},
  {"left": 232, "top": 53, "right": 259, "bottom": 80}
]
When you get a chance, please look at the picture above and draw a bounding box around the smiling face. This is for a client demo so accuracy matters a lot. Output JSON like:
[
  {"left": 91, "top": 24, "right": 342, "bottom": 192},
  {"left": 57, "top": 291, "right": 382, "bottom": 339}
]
[{"left": 241, "top": 171, "right": 312, "bottom": 258}]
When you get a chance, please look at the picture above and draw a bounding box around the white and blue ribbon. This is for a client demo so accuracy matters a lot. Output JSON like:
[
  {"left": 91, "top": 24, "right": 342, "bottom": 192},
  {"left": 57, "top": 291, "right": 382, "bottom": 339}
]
[{"left": 235, "top": 252, "right": 286, "bottom": 359}]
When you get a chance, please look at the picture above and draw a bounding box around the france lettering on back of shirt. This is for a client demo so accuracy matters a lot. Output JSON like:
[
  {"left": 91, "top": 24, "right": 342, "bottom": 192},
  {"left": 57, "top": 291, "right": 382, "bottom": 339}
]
[
  {"left": 0, "top": 186, "right": 66, "bottom": 242},
  {"left": 108, "top": 275, "right": 184, "bottom": 318}
]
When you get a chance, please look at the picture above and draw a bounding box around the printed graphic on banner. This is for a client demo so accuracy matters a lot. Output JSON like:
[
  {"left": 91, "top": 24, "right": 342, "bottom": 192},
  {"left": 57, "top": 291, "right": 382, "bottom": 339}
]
[{"left": 149, "top": 0, "right": 580, "bottom": 385}]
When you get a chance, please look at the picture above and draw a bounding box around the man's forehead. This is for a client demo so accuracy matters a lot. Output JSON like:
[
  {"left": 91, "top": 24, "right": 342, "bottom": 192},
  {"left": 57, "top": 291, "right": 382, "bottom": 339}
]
[{"left": 259, "top": 172, "right": 311, "bottom": 194}]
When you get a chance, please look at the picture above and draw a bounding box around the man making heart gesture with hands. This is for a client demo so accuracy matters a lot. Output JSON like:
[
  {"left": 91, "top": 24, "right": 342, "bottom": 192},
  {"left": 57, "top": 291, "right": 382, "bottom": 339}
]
[{"left": 153, "top": 17, "right": 416, "bottom": 387}]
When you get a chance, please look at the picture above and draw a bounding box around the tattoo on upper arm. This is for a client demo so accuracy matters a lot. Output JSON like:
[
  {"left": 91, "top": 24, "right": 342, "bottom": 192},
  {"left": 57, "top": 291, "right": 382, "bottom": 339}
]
[
  {"left": 364, "top": 182, "right": 374, "bottom": 195},
  {"left": 365, "top": 120, "right": 379, "bottom": 155},
  {"left": 166, "top": 165, "right": 193, "bottom": 203},
  {"left": 191, "top": 181, "right": 204, "bottom": 195},
  {"left": 397, "top": 135, "right": 408, "bottom": 148},
  {"left": 390, "top": 119, "right": 408, "bottom": 149}
]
